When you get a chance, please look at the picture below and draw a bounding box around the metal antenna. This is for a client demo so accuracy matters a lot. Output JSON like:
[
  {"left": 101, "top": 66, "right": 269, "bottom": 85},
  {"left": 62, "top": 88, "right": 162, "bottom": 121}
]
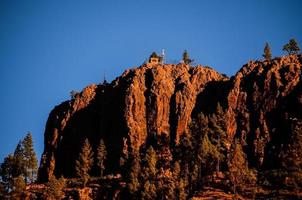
[
  {"left": 103, "top": 70, "right": 107, "bottom": 84},
  {"left": 161, "top": 49, "right": 165, "bottom": 64}
]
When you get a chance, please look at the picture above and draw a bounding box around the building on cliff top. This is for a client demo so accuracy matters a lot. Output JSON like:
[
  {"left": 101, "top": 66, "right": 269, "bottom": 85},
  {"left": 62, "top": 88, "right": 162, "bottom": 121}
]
[{"left": 148, "top": 50, "right": 165, "bottom": 65}]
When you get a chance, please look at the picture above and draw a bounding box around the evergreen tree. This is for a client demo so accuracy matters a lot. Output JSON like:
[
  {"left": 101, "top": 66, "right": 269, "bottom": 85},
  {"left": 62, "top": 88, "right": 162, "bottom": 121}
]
[
  {"left": 178, "top": 132, "right": 193, "bottom": 166},
  {"left": 283, "top": 38, "right": 300, "bottom": 55},
  {"left": 208, "top": 103, "right": 229, "bottom": 172},
  {"left": 10, "top": 175, "right": 26, "bottom": 199},
  {"left": 177, "top": 178, "right": 187, "bottom": 200},
  {"left": 12, "top": 141, "right": 26, "bottom": 178},
  {"left": 263, "top": 42, "right": 272, "bottom": 60},
  {"left": 280, "top": 121, "right": 302, "bottom": 187},
  {"left": 45, "top": 176, "right": 66, "bottom": 200},
  {"left": 172, "top": 161, "right": 181, "bottom": 182},
  {"left": 172, "top": 161, "right": 188, "bottom": 199},
  {"left": 97, "top": 139, "right": 107, "bottom": 177},
  {"left": 0, "top": 182, "right": 5, "bottom": 200},
  {"left": 181, "top": 163, "right": 190, "bottom": 188},
  {"left": 141, "top": 180, "right": 157, "bottom": 200},
  {"left": 182, "top": 50, "right": 194, "bottom": 65},
  {"left": 127, "top": 156, "right": 140, "bottom": 195},
  {"left": 0, "top": 154, "right": 15, "bottom": 192},
  {"left": 227, "top": 140, "right": 256, "bottom": 194},
  {"left": 142, "top": 146, "right": 157, "bottom": 180},
  {"left": 199, "top": 134, "right": 221, "bottom": 177},
  {"left": 191, "top": 163, "right": 200, "bottom": 192},
  {"left": 22, "top": 132, "right": 38, "bottom": 183},
  {"left": 75, "top": 139, "right": 94, "bottom": 186},
  {"left": 165, "top": 180, "right": 176, "bottom": 200}
]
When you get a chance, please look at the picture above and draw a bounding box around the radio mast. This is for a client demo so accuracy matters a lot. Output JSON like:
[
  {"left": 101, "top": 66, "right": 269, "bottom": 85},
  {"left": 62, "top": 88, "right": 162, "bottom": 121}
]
[{"left": 161, "top": 49, "right": 165, "bottom": 64}]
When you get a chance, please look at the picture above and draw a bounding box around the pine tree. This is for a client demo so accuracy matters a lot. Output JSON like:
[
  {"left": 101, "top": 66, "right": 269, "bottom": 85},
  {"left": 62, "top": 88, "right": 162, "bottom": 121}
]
[
  {"left": 165, "top": 180, "right": 176, "bottom": 200},
  {"left": 0, "top": 154, "right": 15, "bottom": 192},
  {"left": 97, "top": 139, "right": 107, "bottom": 177},
  {"left": 45, "top": 176, "right": 66, "bottom": 200},
  {"left": 0, "top": 182, "right": 5, "bottom": 200},
  {"left": 227, "top": 140, "right": 256, "bottom": 194},
  {"left": 142, "top": 146, "right": 157, "bottom": 180},
  {"left": 176, "top": 178, "right": 187, "bottom": 200},
  {"left": 127, "top": 156, "right": 140, "bottom": 195},
  {"left": 178, "top": 132, "right": 193, "bottom": 166},
  {"left": 141, "top": 180, "right": 157, "bottom": 200},
  {"left": 22, "top": 132, "right": 38, "bottom": 183},
  {"left": 182, "top": 50, "right": 194, "bottom": 65},
  {"left": 12, "top": 141, "right": 26, "bottom": 178},
  {"left": 172, "top": 161, "right": 181, "bottom": 182},
  {"left": 280, "top": 121, "right": 302, "bottom": 187},
  {"left": 283, "top": 38, "right": 300, "bottom": 55},
  {"left": 173, "top": 161, "right": 188, "bottom": 199},
  {"left": 208, "top": 103, "right": 228, "bottom": 172},
  {"left": 76, "top": 139, "right": 94, "bottom": 186},
  {"left": 263, "top": 42, "right": 272, "bottom": 60},
  {"left": 10, "top": 175, "right": 26, "bottom": 199}
]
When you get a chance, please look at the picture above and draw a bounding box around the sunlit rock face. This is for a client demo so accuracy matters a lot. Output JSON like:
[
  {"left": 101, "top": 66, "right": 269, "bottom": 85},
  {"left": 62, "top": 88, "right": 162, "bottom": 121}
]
[{"left": 38, "top": 54, "right": 302, "bottom": 182}]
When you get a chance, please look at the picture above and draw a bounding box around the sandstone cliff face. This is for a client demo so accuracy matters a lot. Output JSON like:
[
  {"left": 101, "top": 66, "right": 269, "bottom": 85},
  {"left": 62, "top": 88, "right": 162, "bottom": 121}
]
[
  {"left": 38, "top": 55, "right": 302, "bottom": 182},
  {"left": 38, "top": 64, "right": 225, "bottom": 181}
]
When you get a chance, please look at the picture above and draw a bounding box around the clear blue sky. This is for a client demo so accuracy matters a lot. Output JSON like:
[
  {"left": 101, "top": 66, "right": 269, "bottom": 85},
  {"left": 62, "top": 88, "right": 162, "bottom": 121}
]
[{"left": 0, "top": 0, "right": 302, "bottom": 162}]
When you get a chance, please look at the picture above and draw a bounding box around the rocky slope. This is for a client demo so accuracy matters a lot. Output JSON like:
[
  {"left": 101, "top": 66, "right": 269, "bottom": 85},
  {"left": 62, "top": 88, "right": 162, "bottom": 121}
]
[{"left": 38, "top": 54, "right": 302, "bottom": 182}]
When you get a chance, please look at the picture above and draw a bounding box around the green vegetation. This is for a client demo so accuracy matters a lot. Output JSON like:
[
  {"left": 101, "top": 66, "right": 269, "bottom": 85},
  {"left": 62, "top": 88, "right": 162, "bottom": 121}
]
[{"left": 0, "top": 132, "right": 38, "bottom": 198}]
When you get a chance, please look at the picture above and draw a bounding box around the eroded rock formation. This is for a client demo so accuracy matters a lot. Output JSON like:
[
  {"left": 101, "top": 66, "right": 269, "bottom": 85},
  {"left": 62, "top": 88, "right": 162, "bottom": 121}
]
[{"left": 38, "top": 55, "right": 302, "bottom": 182}]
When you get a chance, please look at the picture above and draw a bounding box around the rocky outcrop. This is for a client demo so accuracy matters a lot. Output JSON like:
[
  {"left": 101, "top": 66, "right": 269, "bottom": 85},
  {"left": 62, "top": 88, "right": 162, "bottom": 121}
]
[
  {"left": 38, "top": 54, "right": 302, "bottom": 182},
  {"left": 225, "top": 55, "right": 302, "bottom": 168},
  {"left": 38, "top": 64, "right": 225, "bottom": 181}
]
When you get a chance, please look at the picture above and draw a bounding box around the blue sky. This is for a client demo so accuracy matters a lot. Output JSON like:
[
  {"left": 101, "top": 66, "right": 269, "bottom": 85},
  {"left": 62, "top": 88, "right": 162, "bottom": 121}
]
[{"left": 0, "top": 0, "right": 302, "bottom": 162}]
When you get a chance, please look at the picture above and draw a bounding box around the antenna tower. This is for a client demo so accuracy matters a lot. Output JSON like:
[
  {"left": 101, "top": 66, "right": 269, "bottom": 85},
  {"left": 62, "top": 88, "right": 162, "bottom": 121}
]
[{"left": 161, "top": 49, "right": 165, "bottom": 64}]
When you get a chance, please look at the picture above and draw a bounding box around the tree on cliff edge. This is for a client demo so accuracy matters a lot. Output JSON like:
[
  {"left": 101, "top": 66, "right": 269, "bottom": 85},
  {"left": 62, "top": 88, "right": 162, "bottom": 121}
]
[
  {"left": 97, "top": 139, "right": 107, "bottom": 178},
  {"left": 76, "top": 139, "right": 94, "bottom": 186},
  {"left": 182, "top": 50, "right": 194, "bottom": 65},
  {"left": 283, "top": 38, "right": 300, "bottom": 55},
  {"left": 263, "top": 42, "right": 272, "bottom": 60}
]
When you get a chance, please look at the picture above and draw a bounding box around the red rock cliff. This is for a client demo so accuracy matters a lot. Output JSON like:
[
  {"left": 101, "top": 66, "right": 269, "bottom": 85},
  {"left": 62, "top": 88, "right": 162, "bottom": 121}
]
[
  {"left": 38, "top": 64, "right": 225, "bottom": 181},
  {"left": 38, "top": 55, "right": 302, "bottom": 182}
]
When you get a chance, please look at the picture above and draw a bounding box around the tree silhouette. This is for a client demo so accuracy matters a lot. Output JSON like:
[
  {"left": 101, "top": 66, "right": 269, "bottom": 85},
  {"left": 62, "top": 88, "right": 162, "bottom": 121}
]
[
  {"left": 263, "top": 42, "right": 272, "bottom": 60},
  {"left": 283, "top": 38, "right": 300, "bottom": 55},
  {"left": 182, "top": 50, "right": 194, "bottom": 65}
]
